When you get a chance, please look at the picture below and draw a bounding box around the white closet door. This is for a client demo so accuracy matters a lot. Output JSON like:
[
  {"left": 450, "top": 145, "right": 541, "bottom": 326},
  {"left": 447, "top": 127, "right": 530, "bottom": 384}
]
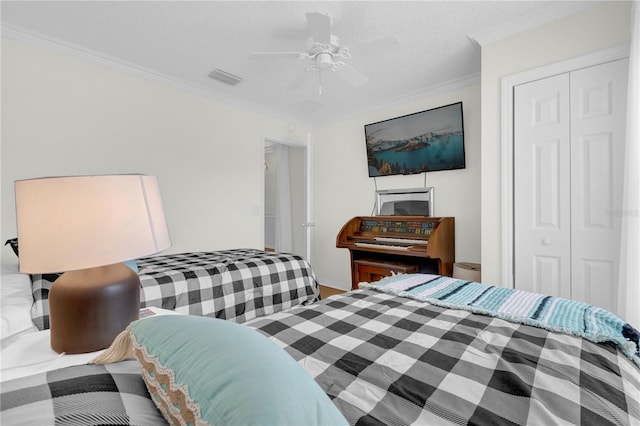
[
  {"left": 514, "top": 59, "right": 628, "bottom": 311},
  {"left": 514, "top": 73, "right": 572, "bottom": 298},
  {"left": 570, "top": 59, "right": 628, "bottom": 311}
]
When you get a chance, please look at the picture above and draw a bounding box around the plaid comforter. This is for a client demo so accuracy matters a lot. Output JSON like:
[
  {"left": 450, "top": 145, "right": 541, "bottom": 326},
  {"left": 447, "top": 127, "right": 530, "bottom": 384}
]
[
  {"left": 0, "top": 360, "right": 167, "bottom": 425},
  {"left": 250, "top": 290, "right": 640, "bottom": 425},
  {"left": 30, "top": 249, "right": 318, "bottom": 330},
  {"left": 362, "top": 274, "right": 640, "bottom": 366},
  {"left": 4, "top": 289, "right": 639, "bottom": 425}
]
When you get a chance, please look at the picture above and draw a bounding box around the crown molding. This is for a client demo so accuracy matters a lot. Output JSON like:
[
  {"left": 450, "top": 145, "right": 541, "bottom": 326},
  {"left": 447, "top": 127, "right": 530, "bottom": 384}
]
[
  {"left": 1, "top": 23, "right": 312, "bottom": 129},
  {"left": 468, "top": 1, "right": 602, "bottom": 46},
  {"left": 3, "top": 22, "right": 479, "bottom": 129}
]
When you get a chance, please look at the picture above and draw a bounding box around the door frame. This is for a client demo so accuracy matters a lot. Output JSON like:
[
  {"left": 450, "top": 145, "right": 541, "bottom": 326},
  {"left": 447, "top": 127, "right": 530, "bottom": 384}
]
[
  {"left": 500, "top": 44, "right": 629, "bottom": 288},
  {"left": 260, "top": 133, "right": 313, "bottom": 262}
]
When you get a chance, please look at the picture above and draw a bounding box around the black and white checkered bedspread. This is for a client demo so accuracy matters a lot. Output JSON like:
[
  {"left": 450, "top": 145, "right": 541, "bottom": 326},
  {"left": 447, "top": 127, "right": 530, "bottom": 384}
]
[
  {"left": 5, "top": 289, "right": 639, "bottom": 425},
  {"left": 30, "top": 249, "right": 318, "bottom": 330},
  {"left": 248, "top": 290, "right": 640, "bottom": 425},
  {"left": 0, "top": 360, "right": 167, "bottom": 425}
]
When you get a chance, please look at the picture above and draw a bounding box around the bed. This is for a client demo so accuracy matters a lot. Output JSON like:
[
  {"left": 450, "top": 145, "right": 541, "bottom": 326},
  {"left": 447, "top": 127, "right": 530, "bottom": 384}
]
[
  {"left": 1, "top": 272, "right": 639, "bottom": 425},
  {"left": 28, "top": 248, "right": 319, "bottom": 330}
]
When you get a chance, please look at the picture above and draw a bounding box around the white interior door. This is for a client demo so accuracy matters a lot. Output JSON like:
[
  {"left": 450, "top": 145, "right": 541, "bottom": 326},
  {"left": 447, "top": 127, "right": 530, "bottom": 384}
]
[
  {"left": 569, "top": 59, "right": 627, "bottom": 310},
  {"left": 514, "top": 73, "right": 572, "bottom": 298},
  {"left": 263, "top": 137, "right": 312, "bottom": 262},
  {"left": 514, "top": 59, "right": 628, "bottom": 311}
]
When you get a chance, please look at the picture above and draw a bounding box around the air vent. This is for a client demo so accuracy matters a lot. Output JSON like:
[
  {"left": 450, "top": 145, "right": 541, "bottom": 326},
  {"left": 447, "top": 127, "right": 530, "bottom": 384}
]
[{"left": 208, "top": 69, "right": 243, "bottom": 86}]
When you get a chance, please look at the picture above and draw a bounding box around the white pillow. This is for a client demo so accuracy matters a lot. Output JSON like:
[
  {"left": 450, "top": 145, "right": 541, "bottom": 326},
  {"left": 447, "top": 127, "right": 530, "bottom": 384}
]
[{"left": 1, "top": 264, "right": 37, "bottom": 348}]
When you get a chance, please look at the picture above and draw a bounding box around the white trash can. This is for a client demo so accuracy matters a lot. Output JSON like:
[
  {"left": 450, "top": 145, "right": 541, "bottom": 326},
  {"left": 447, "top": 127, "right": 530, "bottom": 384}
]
[{"left": 452, "top": 262, "right": 481, "bottom": 282}]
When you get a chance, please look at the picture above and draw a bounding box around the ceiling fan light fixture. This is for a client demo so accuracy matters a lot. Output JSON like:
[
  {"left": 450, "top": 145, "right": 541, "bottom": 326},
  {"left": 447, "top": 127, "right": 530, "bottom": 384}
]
[
  {"left": 208, "top": 69, "right": 244, "bottom": 86},
  {"left": 249, "top": 11, "right": 377, "bottom": 94},
  {"left": 317, "top": 52, "right": 333, "bottom": 69}
]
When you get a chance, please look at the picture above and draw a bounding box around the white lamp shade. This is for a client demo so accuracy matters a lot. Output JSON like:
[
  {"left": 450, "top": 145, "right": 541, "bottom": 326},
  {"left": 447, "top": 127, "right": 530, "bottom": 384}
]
[{"left": 15, "top": 174, "right": 171, "bottom": 273}]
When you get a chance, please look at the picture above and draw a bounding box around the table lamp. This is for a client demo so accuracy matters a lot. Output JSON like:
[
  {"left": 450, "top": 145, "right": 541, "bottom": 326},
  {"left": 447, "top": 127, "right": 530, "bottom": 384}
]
[{"left": 15, "top": 174, "right": 171, "bottom": 354}]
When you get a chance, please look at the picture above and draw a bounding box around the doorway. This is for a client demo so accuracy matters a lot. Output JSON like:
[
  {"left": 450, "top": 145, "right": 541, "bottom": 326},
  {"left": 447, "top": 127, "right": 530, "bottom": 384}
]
[{"left": 263, "top": 137, "right": 312, "bottom": 262}]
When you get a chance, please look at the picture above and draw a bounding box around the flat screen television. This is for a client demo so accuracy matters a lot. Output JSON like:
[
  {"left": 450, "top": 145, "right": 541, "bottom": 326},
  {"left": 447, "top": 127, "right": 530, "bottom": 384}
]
[{"left": 364, "top": 102, "right": 465, "bottom": 177}]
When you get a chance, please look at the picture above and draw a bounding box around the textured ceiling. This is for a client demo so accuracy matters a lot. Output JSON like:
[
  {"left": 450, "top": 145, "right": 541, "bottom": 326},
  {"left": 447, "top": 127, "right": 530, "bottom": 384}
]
[{"left": 1, "top": 1, "right": 596, "bottom": 124}]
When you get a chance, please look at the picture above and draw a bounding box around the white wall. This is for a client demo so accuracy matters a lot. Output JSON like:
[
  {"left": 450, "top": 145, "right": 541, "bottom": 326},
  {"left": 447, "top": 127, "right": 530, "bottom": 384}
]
[
  {"left": 480, "top": 2, "right": 632, "bottom": 285},
  {"left": 312, "top": 84, "right": 481, "bottom": 290},
  {"left": 1, "top": 38, "right": 310, "bottom": 264}
]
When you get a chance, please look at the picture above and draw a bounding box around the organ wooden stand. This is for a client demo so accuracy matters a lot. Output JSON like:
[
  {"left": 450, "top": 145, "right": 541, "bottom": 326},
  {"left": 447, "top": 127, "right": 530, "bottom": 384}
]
[{"left": 337, "top": 216, "right": 455, "bottom": 290}]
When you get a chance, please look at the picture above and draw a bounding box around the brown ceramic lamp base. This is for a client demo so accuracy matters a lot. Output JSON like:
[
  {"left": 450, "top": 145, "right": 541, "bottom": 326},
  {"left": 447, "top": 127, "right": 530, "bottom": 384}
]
[{"left": 49, "top": 263, "right": 140, "bottom": 354}]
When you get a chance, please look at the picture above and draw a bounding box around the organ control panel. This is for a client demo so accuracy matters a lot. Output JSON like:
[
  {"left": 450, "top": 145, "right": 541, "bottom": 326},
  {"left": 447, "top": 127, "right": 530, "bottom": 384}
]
[{"left": 336, "top": 216, "right": 455, "bottom": 290}]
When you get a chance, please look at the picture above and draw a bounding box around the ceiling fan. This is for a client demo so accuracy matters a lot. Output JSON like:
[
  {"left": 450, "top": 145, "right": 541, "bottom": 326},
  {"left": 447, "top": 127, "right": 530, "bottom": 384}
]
[{"left": 250, "top": 12, "right": 399, "bottom": 95}]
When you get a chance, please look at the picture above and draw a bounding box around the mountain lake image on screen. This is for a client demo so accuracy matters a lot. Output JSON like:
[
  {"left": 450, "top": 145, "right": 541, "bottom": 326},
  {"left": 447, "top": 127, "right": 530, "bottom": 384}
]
[{"left": 364, "top": 102, "right": 465, "bottom": 177}]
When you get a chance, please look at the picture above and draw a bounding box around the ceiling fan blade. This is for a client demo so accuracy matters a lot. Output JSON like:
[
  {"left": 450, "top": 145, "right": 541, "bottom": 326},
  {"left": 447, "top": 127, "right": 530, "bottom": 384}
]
[
  {"left": 249, "top": 52, "right": 305, "bottom": 59},
  {"left": 348, "top": 37, "right": 400, "bottom": 57},
  {"left": 271, "top": 27, "right": 309, "bottom": 40},
  {"left": 305, "top": 12, "right": 331, "bottom": 44},
  {"left": 287, "top": 68, "right": 314, "bottom": 90},
  {"left": 336, "top": 63, "right": 369, "bottom": 88}
]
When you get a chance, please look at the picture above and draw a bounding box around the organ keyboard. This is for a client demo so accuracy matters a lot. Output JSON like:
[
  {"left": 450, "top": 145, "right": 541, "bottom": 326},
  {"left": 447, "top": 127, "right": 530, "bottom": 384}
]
[{"left": 337, "top": 216, "right": 455, "bottom": 289}]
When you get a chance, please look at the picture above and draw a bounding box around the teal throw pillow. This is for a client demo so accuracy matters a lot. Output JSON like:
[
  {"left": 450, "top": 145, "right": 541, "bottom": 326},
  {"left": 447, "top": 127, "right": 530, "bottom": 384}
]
[
  {"left": 128, "top": 315, "right": 348, "bottom": 426},
  {"left": 123, "top": 259, "right": 138, "bottom": 272}
]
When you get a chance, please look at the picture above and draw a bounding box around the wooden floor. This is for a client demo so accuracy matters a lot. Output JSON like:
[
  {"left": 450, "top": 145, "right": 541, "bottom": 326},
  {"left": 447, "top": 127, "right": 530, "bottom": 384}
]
[{"left": 319, "top": 285, "right": 346, "bottom": 299}]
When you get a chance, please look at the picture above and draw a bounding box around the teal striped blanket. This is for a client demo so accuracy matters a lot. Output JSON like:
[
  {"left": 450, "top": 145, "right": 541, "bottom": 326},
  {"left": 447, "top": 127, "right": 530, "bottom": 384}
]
[{"left": 360, "top": 274, "right": 640, "bottom": 367}]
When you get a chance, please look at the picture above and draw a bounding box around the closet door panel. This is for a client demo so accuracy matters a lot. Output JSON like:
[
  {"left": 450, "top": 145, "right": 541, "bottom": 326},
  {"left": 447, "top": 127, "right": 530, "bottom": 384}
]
[
  {"left": 569, "top": 59, "right": 628, "bottom": 311},
  {"left": 514, "top": 73, "right": 571, "bottom": 297}
]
